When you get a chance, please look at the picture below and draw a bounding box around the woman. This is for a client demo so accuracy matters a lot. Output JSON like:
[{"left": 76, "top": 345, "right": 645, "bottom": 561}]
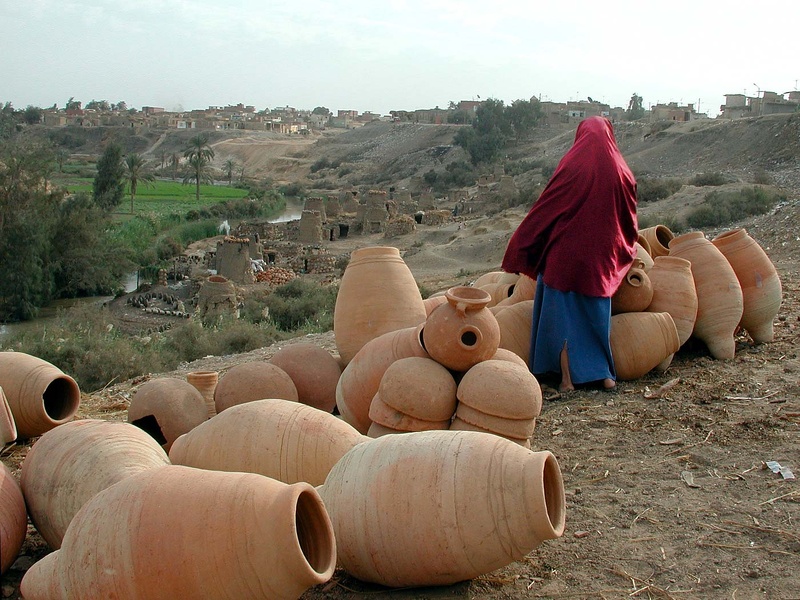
[{"left": 501, "top": 116, "right": 638, "bottom": 391}]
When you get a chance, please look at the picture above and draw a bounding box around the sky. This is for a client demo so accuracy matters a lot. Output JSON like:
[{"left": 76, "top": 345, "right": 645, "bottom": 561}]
[{"left": 2, "top": 1, "right": 799, "bottom": 118}]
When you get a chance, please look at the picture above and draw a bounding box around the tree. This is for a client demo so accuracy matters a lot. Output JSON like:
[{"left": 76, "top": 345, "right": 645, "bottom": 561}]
[
  {"left": 85, "top": 99, "right": 111, "bottom": 112},
  {"left": 124, "top": 153, "right": 155, "bottom": 213},
  {"left": 182, "top": 134, "right": 215, "bottom": 202},
  {"left": 312, "top": 106, "right": 330, "bottom": 116},
  {"left": 506, "top": 99, "right": 541, "bottom": 141},
  {"left": 224, "top": 159, "right": 238, "bottom": 186},
  {"left": 114, "top": 101, "right": 127, "bottom": 112},
  {"left": 92, "top": 144, "right": 125, "bottom": 210},
  {"left": 169, "top": 153, "right": 180, "bottom": 180},
  {"left": 23, "top": 105, "right": 43, "bottom": 125},
  {"left": 0, "top": 102, "right": 16, "bottom": 139},
  {"left": 65, "top": 97, "right": 81, "bottom": 111},
  {"left": 626, "top": 93, "right": 645, "bottom": 121}
]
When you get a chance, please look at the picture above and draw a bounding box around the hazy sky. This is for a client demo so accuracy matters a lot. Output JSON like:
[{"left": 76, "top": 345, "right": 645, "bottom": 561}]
[{"left": 3, "top": 1, "right": 798, "bottom": 118}]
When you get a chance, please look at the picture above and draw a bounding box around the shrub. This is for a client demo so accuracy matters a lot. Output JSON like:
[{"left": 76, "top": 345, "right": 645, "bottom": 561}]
[
  {"left": 690, "top": 172, "right": 728, "bottom": 186},
  {"left": 637, "top": 177, "right": 683, "bottom": 203},
  {"left": 263, "top": 279, "right": 337, "bottom": 332},
  {"left": 685, "top": 186, "right": 783, "bottom": 229}
]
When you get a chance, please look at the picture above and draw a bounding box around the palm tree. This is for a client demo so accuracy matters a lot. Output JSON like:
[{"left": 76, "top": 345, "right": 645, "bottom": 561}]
[
  {"left": 169, "top": 152, "right": 180, "bottom": 180},
  {"left": 183, "top": 134, "right": 215, "bottom": 202},
  {"left": 124, "top": 153, "right": 155, "bottom": 213},
  {"left": 224, "top": 158, "right": 237, "bottom": 186}
]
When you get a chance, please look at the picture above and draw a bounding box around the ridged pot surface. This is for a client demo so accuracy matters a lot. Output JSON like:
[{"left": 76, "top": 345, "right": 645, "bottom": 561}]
[
  {"left": 20, "top": 466, "right": 336, "bottom": 600},
  {"left": 20, "top": 419, "right": 170, "bottom": 549},
  {"left": 711, "top": 228, "right": 782, "bottom": 343},
  {"left": 646, "top": 256, "right": 698, "bottom": 346},
  {"left": 334, "top": 246, "right": 426, "bottom": 366},
  {"left": 186, "top": 371, "right": 218, "bottom": 419},
  {"left": 317, "top": 430, "right": 565, "bottom": 587}
]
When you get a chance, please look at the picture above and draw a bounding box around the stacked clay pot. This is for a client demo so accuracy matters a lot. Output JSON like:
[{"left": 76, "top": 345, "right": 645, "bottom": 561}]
[
  {"left": 20, "top": 419, "right": 170, "bottom": 549},
  {"left": 128, "top": 377, "right": 208, "bottom": 451},
  {"left": 186, "top": 371, "right": 218, "bottom": 419},
  {"left": 336, "top": 325, "right": 427, "bottom": 434},
  {"left": 646, "top": 256, "right": 698, "bottom": 346},
  {"left": 1, "top": 461, "right": 26, "bottom": 575},
  {"left": 611, "top": 259, "right": 654, "bottom": 315},
  {"left": 472, "top": 270, "right": 519, "bottom": 288},
  {"left": 639, "top": 224, "right": 675, "bottom": 258},
  {"left": 610, "top": 312, "right": 680, "bottom": 380},
  {"left": 669, "top": 231, "right": 743, "bottom": 359},
  {"left": 1, "top": 387, "right": 17, "bottom": 445},
  {"left": 476, "top": 281, "right": 514, "bottom": 307},
  {"left": 0, "top": 352, "right": 81, "bottom": 439},
  {"left": 367, "top": 357, "right": 457, "bottom": 436},
  {"left": 495, "top": 273, "right": 537, "bottom": 308},
  {"left": 451, "top": 360, "right": 541, "bottom": 448},
  {"left": 213, "top": 362, "right": 299, "bottom": 413},
  {"left": 422, "top": 294, "right": 448, "bottom": 316},
  {"left": 494, "top": 300, "right": 534, "bottom": 365},
  {"left": 169, "top": 399, "right": 367, "bottom": 487},
  {"left": 635, "top": 240, "right": 655, "bottom": 271},
  {"left": 269, "top": 343, "right": 342, "bottom": 413},
  {"left": 317, "top": 430, "right": 565, "bottom": 587},
  {"left": 423, "top": 286, "right": 501, "bottom": 372},
  {"left": 334, "top": 246, "right": 427, "bottom": 366},
  {"left": 21, "top": 466, "right": 336, "bottom": 600},
  {"left": 712, "top": 228, "right": 782, "bottom": 343}
]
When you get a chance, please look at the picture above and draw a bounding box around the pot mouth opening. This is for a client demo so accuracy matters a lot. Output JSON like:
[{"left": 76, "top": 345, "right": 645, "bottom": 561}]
[
  {"left": 542, "top": 453, "right": 566, "bottom": 535},
  {"left": 295, "top": 489, "right": 336, "bottom": 576},
  {"left": 42, "top": 377, "right": 80, "bottom": 422},
  {"left": 130, "top": 414, "right": 168, "bottom": 447},
  {"left": 459, "top": 326, "right": 482, "bottom": 349}
]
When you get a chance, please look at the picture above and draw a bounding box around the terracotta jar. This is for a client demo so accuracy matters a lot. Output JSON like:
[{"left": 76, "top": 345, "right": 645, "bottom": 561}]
[
  {"left": 495, "top": 274, "right": 537, "bottom": 308},
  {"left": 423, "top": 286, "right": 501, "bottom": 372},
  {"left": 477, "top": 282, "right": 514, "bottom": 307},
  {"left": 169, "top": 399, "right": 368, "bottom": 487},
  {"left": 669, "top": 231, "right": 743, "bottom": 359},
  {"left": 378, "top": 357, "right": 457, "bottom": 423},
  {"left": 317, "top": 430, "right": 565, "bottom": 587},
  {"left": 635, "top": 240, "right": 655, "bottom": 271},
  {"left": 21, "top": 466, "right": 336, "bottom": 600},
  {"left": 422, "top": 294, "right": 448, "bottom": 317},
  {"left": 457, "top": 360, "right": 542, "bottom": 421},
  {"left": 611, "top": 260, "right": 654, "bottom": 314},
  {"left": 0, "top": 352, "right": 80, "bottom": 439},
  {"left": 269, "top": 343, "right": 342, "bottom": 413},
  {"left": 128, "top": 377, "right": 208, "bottom": 451},
  {"left": 186, "top": 371, "right": 218, "bottom": 419},
  {"left": 368, "top": 392, "right": 451, "bottom": 433},
  {"left": 639, "top": 224, "right": 675, "bottom": 258},
  {"left": 610, "top": 312, "right": 680, "bottom": 380},
  {"left": 490, "top": 348, "right": 529, "bottom": 368},
  {"left": 472, "top": 271, "right": 519, "bottom": 288},
  {"left": 334, "top": 246, "right": 427, "bottom": 366},
  {"left": 336, "top": 324, "right": 428, "bottom": 434},
  {"left": 20, "top": 419, "right": 170, "bottom": 549},
  {"left": 1, "top": 462, "right": 26, "bottom": 575},
  {"left": 0, "top": 386, "right": 17, "bottom": 445},
  {"left": 646, "top": 256, "right": 698, "bottom": 346},
  {"left": 449, "top": 416, "right": 531, "bottom": 448},
  {"left": 214, "top": 362, "right": 299, "bottom": 414},
  {"left": 494, "top": 300, "right": 534, "bottom": 366},
  {"left": 712, "top": 228, "right": 782, "bottom": 343}
]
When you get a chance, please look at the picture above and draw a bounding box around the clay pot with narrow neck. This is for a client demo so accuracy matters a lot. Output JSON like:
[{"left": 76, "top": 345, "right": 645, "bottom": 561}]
[
  {"left": 611, "top": 260, "right": 654, "bottom": 314},
  {"left": 1, "top": 462, "right": 26, "bottom": 575},
  {"left": 610, "top": 312, "right": 681, "bottom": 380},
  {"left": 20, "top": 419, "right": 170, "bottom": 549},
  {"left": 423, "top": 286, "right": 501, "bottom": 372},
  {"left": 20, "top": 466, "right": 336, "bottom": 600},
  {"left": 0, "top": 352, "right": 80, "bottom": 439},
  {"left": 712, "top": 228, "right": 782, "bottom": 343},
  {"left": 635, "top": 240, "right": 655, "bottom": 271},
  {"left": 639, "top": 224, "right": 675, "bottom": 258},
  {"left": 317, "top": 430, "right": 565, "bottom": 587},
  {"left": 669, "top": 231, "right": 743, "bottom": 359},
  {"left": 646, "top": 256, "right": 698, "bottom": 346},
  {"left": 186, "top": 371, "right": 218, "bottom": 419},
  {"left": 334, "top": 246, "right": 427, "bottom": 366}
]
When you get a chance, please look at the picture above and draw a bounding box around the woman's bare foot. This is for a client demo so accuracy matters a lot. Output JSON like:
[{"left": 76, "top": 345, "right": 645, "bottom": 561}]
[
  {"left": 602, "top": 378, "right": 616, "bottom": 390},
  {"left": 559, "top": 345, "right": 574, "bottom": 392}
]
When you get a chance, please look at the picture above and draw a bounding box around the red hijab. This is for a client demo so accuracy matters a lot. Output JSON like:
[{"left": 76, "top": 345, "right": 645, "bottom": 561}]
[{"left": 501, "top": 116, "right": 638, "bottom": 297}]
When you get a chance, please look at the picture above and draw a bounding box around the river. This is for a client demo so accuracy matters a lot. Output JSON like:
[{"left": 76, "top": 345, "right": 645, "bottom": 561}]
[{"left": 0, "top": 203, "right": 305, "bottom": 342}]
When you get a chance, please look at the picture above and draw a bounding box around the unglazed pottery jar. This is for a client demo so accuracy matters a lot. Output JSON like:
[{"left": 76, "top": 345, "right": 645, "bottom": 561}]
[
  {"left": 169, "top": 399, "right": 368, "bottom": 487},
  {"left": 20, "top": 466, "right": 336, "bottom": 600},
  {"left": 269, "top": 344, "right": 342, "bottom": 413},
  {"left": 20, "top": 419, "right": 170, "bottom": 549},
  {"left": 639, "top": 224, "right": 675, "bottom": 258},
  {"left": 1, "top": 462, "right": 26, "bottom": 575},
  {"left": 611, "top": 260, "right": 654, "bottom": 314},
  {"left": 186, "top": 371, "right": 218, "bottom": 419},
  {"left": 711, "top": 228, "right": 782, "bottom": 343},
  {"left": 0, "top": 387, "right": 17, "bottom": 445},
  {"left": 669, "top": 231, "right": 743, "bottom": 359},
  {"left": 646, "top": 256, "right": 698, "bottom": 346},
  {"left": 495, "top": 274, "right": 537, "bottom": 308},
  {"left": 334, "top": 246, "right": 426, "bottom": 366},
  {"left": 472, "top": 271, "right": 519, "bottom": 288},
  {"left": 213, "top": 362, "right": 299, "bottom": 414},
  {"left": 377, "top": 357, "right": 457, "bottom": 423},
  {"left": 610, "top": 312, "right": 680, "bottom": 380},
  {"left": 494, "top": 300, "right": 534, "bottom": 365},
  {"left": 0, "top": 352, "right": 80, "bottom": 439},
  {"left": 423, "top": 286, "right": 501, "bottom": 372},
  {"left": 317, "top": 430, "right": 565, "bottom": 587}
]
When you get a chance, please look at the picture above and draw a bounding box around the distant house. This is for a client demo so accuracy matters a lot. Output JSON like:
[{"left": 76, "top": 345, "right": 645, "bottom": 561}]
[
  {"left": 720, "top": 91, "right": 798, "bottom": 118},
  {"left": 650, "top": 102, "right": 698, "bottom": 122}
]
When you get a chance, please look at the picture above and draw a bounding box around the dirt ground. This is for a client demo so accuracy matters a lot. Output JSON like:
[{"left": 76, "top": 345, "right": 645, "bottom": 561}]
[{"left": 2, "top": 117, "right": 800, "bottom": 598}]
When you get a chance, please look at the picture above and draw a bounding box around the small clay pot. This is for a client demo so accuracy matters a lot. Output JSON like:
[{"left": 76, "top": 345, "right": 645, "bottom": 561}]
[
  {"left": 186, "top": 371, "right": 218, "bottom": 419},
  {"left": 611, "top": 261, "right": 654, "bottom": 314},
  {"left": 639, "top": 225, "right": 675, "bottom": 258}
]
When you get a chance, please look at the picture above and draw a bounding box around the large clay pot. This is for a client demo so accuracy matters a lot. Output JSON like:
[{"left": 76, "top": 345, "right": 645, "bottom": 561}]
[
  {"left": 269, "top": 343, "right": 342, "bottom": 413},
  {"left": 495, "top": 274, "right": 537, "bottom": 308},
  {"left": 336, "top": 324, "right": 427, "bottom": 434},
  {"left": 646, "top": 256, "right": 698, "bottom": 346},
  {"left": 21, "top": 466, "right": 336, "bottom": 600},
  {"left": 477, "top": 282, "right": 514, "bottom": 307},
  {"left": 317, "top": 430, "right": 565, "bottom": 587},
  {"left": 368, "top": 392, "right": 451, "bottom": 433},
  {"left": 169, "top": 399, "right": 367, "bottom": 487},
  {"left": 0, "top": 386, "right": 17, "bottom": 444},
  {"left": 495, "top": 300, "right": 534, "bottom": 365},
  {"left": 639, "top": 224, "right": 675, "bottom": 258},
  {"left": 186, "top": 370, "right": 218, "bottom": 419},
  {"left": 0, "top": 352, "right": 80, "bottom": 439},
  {"left": 422, "top": 294, "right": 448, "bottom": 316},
  {"left": 423, "top": 286, "right": 501, "bottom": 372},
  {"left": 611, "top": 260, "right": 654, "bottom": 314},
  {"left": 1, "top": 462, "right": 26, "bottom": 575},
  {"left": 128, "top": 377, "right": 208, "bottom": 451},
  {"left": 472, "top": 271, "right": 519, "bottom": 288},
  {"left": 334, "top": 246, "right": 426, "bottom": 366},
  {"left": 712, "top": 228, "right": 782, "bottom": 343},
  {"left": 378, "top": 357, "right": 457, "bottom": 423},
  {"left": 20, "top": 419, "right": 170, "bottom": 549},
  {"left": 669, "top": 231, "right": 744, "bottom": 359},
  {"left": 214, "top": 361, "right": 299, "bottom": 414},
  {"left": 635, "top": 240, "right": 655, "bottom": 271},
  {"left": 610, "top": 312, "right": 680, "bottom": 380}
]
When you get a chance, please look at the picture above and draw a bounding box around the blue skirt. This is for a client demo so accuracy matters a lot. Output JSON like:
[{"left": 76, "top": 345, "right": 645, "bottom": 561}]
[{"left": 530, "top": 276, "right": 615, "bottom": 385}]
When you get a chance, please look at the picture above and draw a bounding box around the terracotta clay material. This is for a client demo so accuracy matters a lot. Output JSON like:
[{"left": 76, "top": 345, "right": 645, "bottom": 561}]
[
  {"left": 635, "top": 241, "right": 655, "bottom": 271},
  {"left": 495, "top": 273, "right": 537, "bottom": 308},
  {"left": 639, "top": 224, "right": 675, "bottom": 258},
  {"left": 186, "top": 371, "right": 218, "bottom": 419},
  {"left": 449, "top": 416, "right": 532, "bottom": 448},
  {"left": 457, "top": 360, "right": 542, "bottom": 420},
  {"left": 610, "top": 312, "right": 681, "bottom": 380},
  {"left": 269, "top": 343, "right": 342, "bottom": 413},
  {"left": 368, "top": 392, "right": 451, "bottom": 433},
  {"left": 20, "top": 419, "right": 170, "bottom": 549},
  {"left": 20, "top": 466, "right": 336, "bottom": 600},
  {"left": 214, "top": 361, "right": 299, "bottom": 414},
  {"left": 495, "top": 300, "right": 534, "bottom": 365},
  {"left": 377, "top": 356, "right": 457, "bottom": 422},
  {"left": 455, "top": 402, "right": 536, "bottom": 439},
  {"left": 169, "top": 399, "right": 368, "bottom": 487},
  {"left": 1, "top": 462, "right": 26, "bottom": 575},
  {"left": 422, "top": 294, "right": 448, "bottom": 317},
  {"left": 611, "top": 260, "right": 654, "bottom": 314},
  {"left": 489, "top": 347, "right": 529, "bottom": 369},
  {"left": 472, "top": 271, "right": 519, "bottom": 288},
  {"left": 646, "top": 255, "right": 698, "bottom": 346},
  {"left": 477, "top": 282, "right": 514, "bottom": 307},
  {"left": 0, "top": 386, "right": 17, "bottom": 445},
  {"left": 0, "top": 352, "right": 80, "bottom": 439}
]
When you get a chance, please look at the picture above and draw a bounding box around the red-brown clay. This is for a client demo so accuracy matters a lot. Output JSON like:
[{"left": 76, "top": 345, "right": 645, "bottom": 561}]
[
  {"left": 610, "top": 312, "right": 681, "bottom": 380},
  {"left": 646, "top": 256, "right": 698, "bottom": 346},
  {"left": 611, "top": 261, "right": 654, "bottom": 314},
  {"left": 269, "top": 343, "right": 342, "bottom": 413},
  {"left": 495, "top": 300, "right": 534, "bottom": 364},
  {"left": 368, "top": 392, "right": 451, "bottom": 433},
  {"left": 457, "top": 360, "right": 542, "bottom": 420},
  {"left": 186, "top": 371, "right": 218, "bottom": 419},
  {"left": 377, "top": 356, "right": 457, "bottom": 422},
  {"left": 639, "top": 224, "right": 675, "bottom": 258},
  {"left": 0, "top": 386, "right": 17, "bottom": 444},
  {"left": 213, "top": 361, "right": 299, "bottom": 413},
  {"left": 1, "top": 462, "right": 26, "bottom": 575}
]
